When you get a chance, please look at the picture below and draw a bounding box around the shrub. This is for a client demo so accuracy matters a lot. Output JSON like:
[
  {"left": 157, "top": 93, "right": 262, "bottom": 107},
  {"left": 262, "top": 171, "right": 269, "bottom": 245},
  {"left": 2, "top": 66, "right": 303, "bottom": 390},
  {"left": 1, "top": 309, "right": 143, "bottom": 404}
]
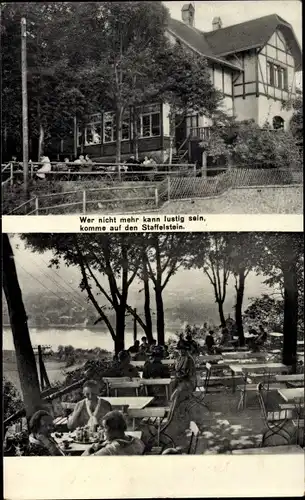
[{"left": 3, "top": 377, "right": 24, "bottom": 420}]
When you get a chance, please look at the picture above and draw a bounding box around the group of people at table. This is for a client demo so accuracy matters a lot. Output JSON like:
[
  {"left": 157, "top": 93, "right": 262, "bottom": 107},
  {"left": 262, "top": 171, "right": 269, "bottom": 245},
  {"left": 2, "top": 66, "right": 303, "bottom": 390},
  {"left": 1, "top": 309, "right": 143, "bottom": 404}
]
[
  {"left": 7, "top": 324, "right": 301, "bottom": 457},
  {"left": 17, "top": 334, "right": 199, "bottom": 456}
]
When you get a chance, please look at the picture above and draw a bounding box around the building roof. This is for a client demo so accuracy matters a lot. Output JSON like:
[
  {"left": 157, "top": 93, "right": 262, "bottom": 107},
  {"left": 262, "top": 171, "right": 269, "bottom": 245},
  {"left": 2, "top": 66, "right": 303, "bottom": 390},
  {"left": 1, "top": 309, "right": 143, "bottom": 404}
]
[
  {"left": 168, "top": 14, "right": 302, "bottom": 71},
  {"left": 167, "top": 18, "right": 243, "bottom": 71},
  {"left": 205, "top": 14, "right": 302, "bottom": 70}
]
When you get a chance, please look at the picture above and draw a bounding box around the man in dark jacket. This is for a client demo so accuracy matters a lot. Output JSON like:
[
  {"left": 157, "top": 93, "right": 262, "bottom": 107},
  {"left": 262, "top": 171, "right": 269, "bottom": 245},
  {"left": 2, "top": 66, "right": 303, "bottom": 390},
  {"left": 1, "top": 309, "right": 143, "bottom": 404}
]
[{"left": 142, "top": 346, "right": 170, "bottom": 379}]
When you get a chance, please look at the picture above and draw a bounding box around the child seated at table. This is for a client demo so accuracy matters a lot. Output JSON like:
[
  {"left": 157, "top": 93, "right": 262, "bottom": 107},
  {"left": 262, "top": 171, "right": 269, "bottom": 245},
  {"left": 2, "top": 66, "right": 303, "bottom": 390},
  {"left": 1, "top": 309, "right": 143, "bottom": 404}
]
[
  {"left": 67, "top": 380, "right": 112, "bottom": 431},
  {"left": 83, "top": 411, "right": 145, "bottom": 456}
]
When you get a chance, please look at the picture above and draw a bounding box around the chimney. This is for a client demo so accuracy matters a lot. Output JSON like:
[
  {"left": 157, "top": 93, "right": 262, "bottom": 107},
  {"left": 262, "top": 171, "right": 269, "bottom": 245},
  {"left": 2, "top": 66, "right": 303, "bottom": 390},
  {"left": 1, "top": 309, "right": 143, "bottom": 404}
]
[
  {"left": 181, "top": 3, "right": 195, "bottom": 28},
  {"left": 212, "top": 16, "right": 222, "bottom": 30}
]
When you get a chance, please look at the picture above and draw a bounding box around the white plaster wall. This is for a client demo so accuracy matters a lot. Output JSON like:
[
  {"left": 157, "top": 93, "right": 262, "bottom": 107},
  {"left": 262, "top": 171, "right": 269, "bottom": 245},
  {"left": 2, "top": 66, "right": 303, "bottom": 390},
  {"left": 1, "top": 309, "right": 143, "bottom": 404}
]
[
  {"left": 234, "top": 95, "right": 258, "bottom": 122},
  {"left": 224, "top": 70, "right": 232, "bottom": 95},
  {"left": 258, "top": 95, "right": 294, "bottom": 129}
]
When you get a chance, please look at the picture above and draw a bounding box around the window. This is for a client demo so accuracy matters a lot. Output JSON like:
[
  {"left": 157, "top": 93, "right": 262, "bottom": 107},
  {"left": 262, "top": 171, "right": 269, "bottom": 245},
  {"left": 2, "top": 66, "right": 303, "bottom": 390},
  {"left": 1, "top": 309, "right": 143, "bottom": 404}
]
[
  {"left": 137, "top": 104, "right": 161, "bottom": 138},
  {"left": 84, "top": 114, "right": 102, "bottom": 146},
  {"left": 103, "top": 112, "right": 130, "bottom": 143},
  {"left": 267, "top": 62, "right": 288, "bottom": 90}
]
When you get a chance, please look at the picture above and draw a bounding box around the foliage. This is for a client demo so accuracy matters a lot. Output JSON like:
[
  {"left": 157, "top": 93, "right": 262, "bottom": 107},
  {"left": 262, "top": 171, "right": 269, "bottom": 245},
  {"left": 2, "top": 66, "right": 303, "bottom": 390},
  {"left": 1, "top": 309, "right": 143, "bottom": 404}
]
[
  {"left": 282, "top": 95, "right": 303, "bottom": 144},
  {"left": 1, "top": 3, "right": 92, "bottom": 159},
  {"left": 3, "top": 376, "right": 24, "bottom": 420},
  {"left": 200, "top": 118, "right": 302, "bottom": 168},
  {"left": 2, "top": 1, "right": 223, "bottom": 162}
]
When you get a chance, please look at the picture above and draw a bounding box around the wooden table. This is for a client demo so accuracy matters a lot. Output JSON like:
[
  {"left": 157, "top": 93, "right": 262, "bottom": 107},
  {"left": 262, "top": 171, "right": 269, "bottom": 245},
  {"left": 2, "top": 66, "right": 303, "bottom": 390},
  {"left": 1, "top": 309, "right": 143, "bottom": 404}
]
[
  {"left": 52, "top": 431, "right": 142, "bottom": 455},
  {"left": 104, "top": 396, "right": 154, "bottom": 409},
  {"left": 278, "top": 388, "right": 304, "bottom": 403},
  {"left": 297, "top": 340, "right": 304, "bottom": 346},
  {"left": 229, "top": 362, "right": 288, "bottom": 394},
  {"left": 275, "top": 374, "right": 304, "bottom": 383},
  {"left": 269, "top": 332, "right": 283, "bottom": 338},
  {"left": 232, "top": 445, "right": 304, "bottom": 455}
]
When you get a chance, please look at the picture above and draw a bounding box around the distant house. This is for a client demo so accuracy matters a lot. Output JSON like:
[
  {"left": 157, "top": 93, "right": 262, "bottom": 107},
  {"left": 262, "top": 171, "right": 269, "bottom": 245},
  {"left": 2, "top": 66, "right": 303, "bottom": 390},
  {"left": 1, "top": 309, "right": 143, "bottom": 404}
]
[{"left": 53, "top": 5, "right": 302, "bottom": 165}]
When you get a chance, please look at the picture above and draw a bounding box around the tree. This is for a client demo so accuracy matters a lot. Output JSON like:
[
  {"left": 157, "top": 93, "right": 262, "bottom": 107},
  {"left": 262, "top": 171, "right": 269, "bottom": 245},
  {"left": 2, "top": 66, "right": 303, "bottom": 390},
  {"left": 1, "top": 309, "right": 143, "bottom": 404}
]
[
  {"left": 143, "top": 233, "right": 192, "bottom": 345},
  {"left": 283, "top": 94, "right": 303, "bottom": 145},
  {"left": 155, "top": 42, "right": 223, "bottom": 162},
  {"left": 257, "top": 233, "right": 303, "bottom": 369},
  {"left": 22, "top": 233, "right": 150, "bottom": 353},
  {"left": 1, "top": 2, "right": 99, "bottom": 160},
  {"left": 225, "top": 233, "right": 259, "bottom": 346},
  {"left": 2, "top": 234, "right": 43, "bottom": 419},
  {"left": 191, "top": 234, "right": 231, "bottom": 327}
]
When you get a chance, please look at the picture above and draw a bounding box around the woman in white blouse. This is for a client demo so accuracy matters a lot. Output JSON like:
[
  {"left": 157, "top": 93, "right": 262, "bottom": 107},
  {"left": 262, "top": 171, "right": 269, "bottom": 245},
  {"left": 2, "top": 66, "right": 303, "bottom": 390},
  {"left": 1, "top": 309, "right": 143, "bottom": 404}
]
[{"left": 67, "top": 380, "right": 112, "bottom": 431}]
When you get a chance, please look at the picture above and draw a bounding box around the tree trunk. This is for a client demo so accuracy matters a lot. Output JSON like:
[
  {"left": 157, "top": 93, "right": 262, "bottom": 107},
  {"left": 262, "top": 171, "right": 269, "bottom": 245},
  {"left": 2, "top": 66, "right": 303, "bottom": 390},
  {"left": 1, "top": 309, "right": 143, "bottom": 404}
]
[
  {"left": 235, "top": 269, "right": 246, "bottom": 346},
  {"left": 155, "top": 286, "right": 165, "bottom": 345},
  {"left": 142, "top": 251, "right": 153, "bottom": 343},
  {"left": 282, "top": 262, "right": 298, "bottom": 371},
  {"left": 217, "top": 300, "right": 226, "bottom": 327},
  {"left": 115, "top": 308, "right": 125, "bottom": 354},
  {"left": 2, "top": 234, "right": 43, "bottom": 419},
  {"left": 38, "top": 123, "right": 44, "bottom": 160},
  {"left": 144, "top": 279, "right": 153, "bottom": 343},
  {"left": 132, "top": 107, "right": 139, "bottom": 160},
  {"left": 115, "top": 107, "right": 123, "bottom": 164}
]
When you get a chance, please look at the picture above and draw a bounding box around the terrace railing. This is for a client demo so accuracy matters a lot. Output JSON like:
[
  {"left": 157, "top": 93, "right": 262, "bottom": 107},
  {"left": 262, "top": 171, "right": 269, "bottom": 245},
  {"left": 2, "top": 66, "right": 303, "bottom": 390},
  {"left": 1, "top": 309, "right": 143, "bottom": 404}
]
[{"left": 4, "top": 164, "right": 303, "bottom": 215}]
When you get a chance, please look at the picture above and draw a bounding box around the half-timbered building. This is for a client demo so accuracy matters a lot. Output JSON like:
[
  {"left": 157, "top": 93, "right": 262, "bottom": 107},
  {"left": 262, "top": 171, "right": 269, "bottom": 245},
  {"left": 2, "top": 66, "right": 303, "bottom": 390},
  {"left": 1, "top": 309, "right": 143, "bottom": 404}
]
[{"left": 52, "top": 5, "right": 302, "bottom": 164}]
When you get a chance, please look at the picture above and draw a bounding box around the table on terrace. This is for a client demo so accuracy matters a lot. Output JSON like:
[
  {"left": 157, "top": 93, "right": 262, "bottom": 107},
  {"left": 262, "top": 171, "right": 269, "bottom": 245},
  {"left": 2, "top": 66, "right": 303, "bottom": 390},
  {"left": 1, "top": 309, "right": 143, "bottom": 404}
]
[
  {"left": 278, "top": 387, "right": 304, "bottom": 403},
  {"left": 131, "top": 359, "right": 174, "bottom": 368},
  {"left": 52, "top": 430, "right": 142, "bottom": 455},
  {"left": 229, "top": 362, "right": 288, "bottom": 393}
]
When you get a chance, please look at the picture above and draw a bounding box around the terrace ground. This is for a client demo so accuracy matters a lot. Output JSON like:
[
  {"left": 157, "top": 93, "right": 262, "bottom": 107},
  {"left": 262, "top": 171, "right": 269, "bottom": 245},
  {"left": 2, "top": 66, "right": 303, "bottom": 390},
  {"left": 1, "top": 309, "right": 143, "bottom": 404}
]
[{"left": 179, "top": 386, "right": 300, "bottom": 454}]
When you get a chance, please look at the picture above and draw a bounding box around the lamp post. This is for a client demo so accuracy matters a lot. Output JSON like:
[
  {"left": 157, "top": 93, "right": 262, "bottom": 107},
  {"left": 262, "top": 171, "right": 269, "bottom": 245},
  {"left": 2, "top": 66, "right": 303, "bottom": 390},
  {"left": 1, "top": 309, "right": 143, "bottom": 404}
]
[{"left": 21, "top": 17, "right": 29, "bottom": 196}]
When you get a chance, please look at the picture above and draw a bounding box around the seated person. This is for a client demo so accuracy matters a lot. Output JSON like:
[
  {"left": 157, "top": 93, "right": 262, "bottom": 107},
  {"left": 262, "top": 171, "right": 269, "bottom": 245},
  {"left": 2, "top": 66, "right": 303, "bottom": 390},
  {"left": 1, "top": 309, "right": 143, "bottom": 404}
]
[
  {"left": 83, "top": 411, "right": 145, "bottom": 456},
  {"left": 254, "top": 324, "right": 267, "bottom": 347},
  {"left": 115, "top": 350, "right": 140, "bottom": 378},
  {"left": 133, "top": 344, "right": 148, "bottom": 361},
  {"left": 128, "top": 340, "right": 140, "bottom": 354},
  {"left": 142, "top": 346, "right": 170, "bottom": 379},
  {"left": 218, "top": 327, "right": 231, "bottom": 346},
  {"left": 27, "top": 410, "right": 65, "bottom": 456},
  {"left": 205, "top": 330, "right": 215, "bottom": 353},
  {"left": 149, "top": 339, "right": 157, "bottom": 352},
  {"left": 67, "top": 380, "right": 112, "bottom": 431},
  {"left": 162, "top": 344, "right": 170, "bottom": 359},
  {"left": 139, "top": 336, "right": 149, "bottom": 352},
  {"left": 185, "top": 333, "right": 200, "bottom": 355},
  {"left": 174, "top": 340, "right": 197, "bottom": 391},
  {"left": 177, "top": 333, "right": 185, "bottom": 350}
]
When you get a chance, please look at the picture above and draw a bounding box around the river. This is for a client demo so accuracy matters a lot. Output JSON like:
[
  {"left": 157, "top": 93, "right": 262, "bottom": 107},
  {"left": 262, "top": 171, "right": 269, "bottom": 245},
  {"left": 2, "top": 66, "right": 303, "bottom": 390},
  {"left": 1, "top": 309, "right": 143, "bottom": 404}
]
[{"left": 3, "top": 326, "right": 179, "bottom": 392}]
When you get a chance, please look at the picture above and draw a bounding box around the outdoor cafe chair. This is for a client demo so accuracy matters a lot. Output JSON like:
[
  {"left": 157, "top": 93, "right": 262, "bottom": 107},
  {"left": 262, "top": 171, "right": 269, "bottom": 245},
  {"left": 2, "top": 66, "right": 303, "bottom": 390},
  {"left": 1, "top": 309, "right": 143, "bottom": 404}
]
[
  {"left": 257, "top": 383, "right": 294, "bottom": 446},
  {"left": 187, "top": 421, "right": 200, "bottom": 454},
  {"left": 190, "top": 362, "right": 212, "bottom": 411}
]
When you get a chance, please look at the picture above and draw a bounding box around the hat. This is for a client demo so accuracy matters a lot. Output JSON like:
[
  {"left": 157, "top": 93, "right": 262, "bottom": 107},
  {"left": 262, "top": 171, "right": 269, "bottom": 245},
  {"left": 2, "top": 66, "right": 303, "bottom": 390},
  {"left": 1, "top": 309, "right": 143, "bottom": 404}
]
[{"left": 151, "top": 346, "right": 163, "bottom": 357}]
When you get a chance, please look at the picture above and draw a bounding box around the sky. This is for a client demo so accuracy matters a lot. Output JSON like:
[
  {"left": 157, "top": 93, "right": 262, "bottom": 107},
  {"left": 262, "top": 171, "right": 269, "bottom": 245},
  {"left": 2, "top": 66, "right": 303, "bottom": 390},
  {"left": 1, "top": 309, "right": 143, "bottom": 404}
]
[
  {"left": 7, "top": 235, "right": 275, "bottom": 322},
  {"left": 164, "top": 1, "right": 302, "bottom": 86}
]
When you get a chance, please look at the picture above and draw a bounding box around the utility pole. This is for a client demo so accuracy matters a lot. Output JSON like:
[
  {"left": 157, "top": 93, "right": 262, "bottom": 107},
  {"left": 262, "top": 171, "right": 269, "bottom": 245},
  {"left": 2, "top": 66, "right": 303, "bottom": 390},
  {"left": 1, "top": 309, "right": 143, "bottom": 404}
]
[{"left": 21, "top": 17, "right": 29, "bottom": 196}]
